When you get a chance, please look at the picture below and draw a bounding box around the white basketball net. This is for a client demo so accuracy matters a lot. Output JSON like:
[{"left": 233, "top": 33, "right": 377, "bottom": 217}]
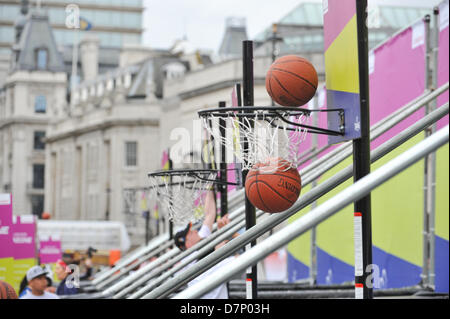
[
  {"left": 200, "top": 108, "right": 311, "bottom": 171},
  {"left": 148, "top": 171, "right": 217, "bottom": 227}
]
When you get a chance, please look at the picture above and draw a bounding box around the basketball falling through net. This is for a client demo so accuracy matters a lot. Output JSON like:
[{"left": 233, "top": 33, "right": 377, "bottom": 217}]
[
  {"left": 198, "top": 106, "right": 344, "bottom": 213},
  {"left": 198, "top": 106, "right": 342, "bottom": 172}
]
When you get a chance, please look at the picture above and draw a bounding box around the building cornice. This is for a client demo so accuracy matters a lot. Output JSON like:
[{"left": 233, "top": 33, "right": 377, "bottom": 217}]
[
  {"left": 4, "top": 70, "right": 67, "bottom": 87},
  {"left": 45, "top": 117, "right": 159, "bottom": 143},
  {"left": 0, "top": 116, "right": 50, "bottom": 129}
]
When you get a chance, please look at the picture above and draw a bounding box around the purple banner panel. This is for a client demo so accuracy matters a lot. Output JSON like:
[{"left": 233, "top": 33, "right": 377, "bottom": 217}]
[
  {"left": 0, "top": 194, "right": 13, "bottom": 259},
  {"left": 39, "top": 236, "right": 62, "bottom": 264},
  {"left": 11, "top": 215, "right": 36, "bottom": 260}
]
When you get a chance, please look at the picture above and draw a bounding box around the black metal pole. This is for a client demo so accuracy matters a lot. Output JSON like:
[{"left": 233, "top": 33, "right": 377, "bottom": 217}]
[
  {"left": 145, "top": 209, "right": 150, "bottom": 243},
  {"left": 218, "top": 101, "right": 228, "bottom": 218},
  {"left": 242, "top": 40, "right": 258, "bottom": 299},
  {"left": 168, "top": 155, "right": 174, "bottom": 240},
  {"left": 354, "top": 0, "right": 373, "bottom": 299},
  {"left": 270, "top": 24, "right": 276, "bottom": 106}
]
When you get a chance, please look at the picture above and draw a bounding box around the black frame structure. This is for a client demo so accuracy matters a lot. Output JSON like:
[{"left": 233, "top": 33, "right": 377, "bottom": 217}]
[
  {"left": 198, "top": 106, "right": 345, "bottom": 136},
  {"left": 197, "top": 39, "right": 349, "bottom": 299},
  {"left": 354, "top": 0, "right": 373, "bottom": 299},
  {"left": 242, "top": 40, "right": 258, "bottom": 299}
]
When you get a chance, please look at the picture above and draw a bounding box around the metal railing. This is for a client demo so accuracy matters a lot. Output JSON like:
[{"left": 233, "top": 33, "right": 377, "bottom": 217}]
[
  {"left": 174, "top": 124, "right": 449, "bottom": 298},
  {"left": 139, "top": 101, "right": 448, "bottom": 299},
  {"left": 88, "top": 83, "right": 448, "bottom": 298}
]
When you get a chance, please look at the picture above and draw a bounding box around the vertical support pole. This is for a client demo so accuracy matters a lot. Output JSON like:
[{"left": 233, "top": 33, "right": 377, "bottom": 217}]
[
  {"left": 234, "top": 83, "right": 244, "bottom": 189},
  {"left": 270, "top": 23, "right": 278, "bottom": 107},
  {"left": 145, "top": 208, "right": 150, "bottom": 244},
  {"left": 428, "top": 6, "right": 440, "bottom": 289},
  {"left": 168, "top": 155, "right": 174, "bottom": 240},
  {"left": 354, "top": 0, "right": 373, "bottom": 299},
  {"left": 422, "top": 8, "right": 439, "bottom": 289},
  {"left": 422, "top": 14, "right": 432, "bottom": 287},
  {"left": 242, "top": 40, "right": 258, "bottom": 299},
  {"left": 218, "top": 101, "right": 228, "bottom": 218},
  {"left": 309, "top": 93, "right": 319, "bottom": 286}
]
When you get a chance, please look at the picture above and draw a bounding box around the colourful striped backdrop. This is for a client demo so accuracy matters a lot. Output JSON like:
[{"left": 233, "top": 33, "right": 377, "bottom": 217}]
[{"left": 287, "top": 1, "right": 449, "bottom": 292}]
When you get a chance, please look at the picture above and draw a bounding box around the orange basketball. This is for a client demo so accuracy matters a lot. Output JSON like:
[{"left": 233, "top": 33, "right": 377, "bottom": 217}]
[
  {"left": 245, "top": 158, "right": 301, "bottom": 213},
  {"left": 0, "top": 280, "right": 18, "bottom": 299},
  {"left": 265, "top": 55, "right": 318, "bottom": 106}
]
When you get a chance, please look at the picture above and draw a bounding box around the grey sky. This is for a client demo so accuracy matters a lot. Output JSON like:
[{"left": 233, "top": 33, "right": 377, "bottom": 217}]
[{"left": 141, "top": 0, "right": 444, "bottom": 52}]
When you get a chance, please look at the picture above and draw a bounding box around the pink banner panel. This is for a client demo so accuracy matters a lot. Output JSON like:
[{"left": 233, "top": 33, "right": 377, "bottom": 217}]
[
  {"left": 437, "top": 3, "right": 449, "bottom": 130},
  {"left": 161, "top": 150, "right": 169, "bottom": 168},
  {"left": 39, "top": 237, "right": 62, "bottom": 264},
  {"left": 369, "top": 21, "right": 427, "bottom": 150},
  {"left": 296, "top": 20, "right": 429, "bottom": 176},
  {"left": 323, "top": 0, "right": 356, "bottom": 51},
  {"left": 0, "top": 194, "right": 13, "bottom": 259},
  {"left": 11, "top": 216, "right": 36, "bottom": 260}
]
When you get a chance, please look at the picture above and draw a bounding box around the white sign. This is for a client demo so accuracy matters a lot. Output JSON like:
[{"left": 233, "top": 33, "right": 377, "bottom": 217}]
[
  {"left": 411, "top": 21, "right": 425, "bottom": 49},
  {"left": 323, "top": 0, "right": 328, "bottom": 15},
  {"left": 354, "top": 213, "right": 363, "bottom": 276},
  {"left": 368, "top": 51, "right": 375, "bottom": 75},
  {"left": 0, "top": 193, "right": 11, "bottom": 205},
  {"left": 440, "top": 1, "right": 449, "bottom": 31}
]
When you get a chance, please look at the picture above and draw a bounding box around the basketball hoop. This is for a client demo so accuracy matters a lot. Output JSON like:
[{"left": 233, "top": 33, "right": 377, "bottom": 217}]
[
  {"left": 198, "top": 106, "right": 344, "bottom": 171},
  {"left": 148, "top": 169, "right": 238, "bottom": 226}
]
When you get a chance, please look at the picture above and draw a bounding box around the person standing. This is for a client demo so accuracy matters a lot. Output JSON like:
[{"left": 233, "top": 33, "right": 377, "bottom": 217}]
[
  {"left": 54, "top": 259, "right": 79, "bottom": 295},
  {"left": 20, "top": 266, "right": 59, "bottom": 299},
  {"left": 173, "top": 191, "right": 240, "bottom": 299}
]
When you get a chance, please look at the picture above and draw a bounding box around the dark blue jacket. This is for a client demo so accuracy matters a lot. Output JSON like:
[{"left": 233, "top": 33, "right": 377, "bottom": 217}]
[{"left": 56, "top": 277, "right": 79, "bottom": 295}]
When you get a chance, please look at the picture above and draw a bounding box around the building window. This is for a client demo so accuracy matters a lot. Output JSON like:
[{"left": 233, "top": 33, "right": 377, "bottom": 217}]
[
  {"left": 34, "top": 131, "right": 45, "bottom": 150},
  {"left": 35, "top": 95, "right": 46, "bottom": 113},
  {"left": 36, "top": 48, "right": 48, "bottom": 70},
  {"left": 31, "top": 195, "right": 44, "bottom": 218},
  {"left": 125, "top": 141, "right": 137, "bottom": 167},
  {"left": 33, "top": 164, "right": 45, "bottom": 189}
]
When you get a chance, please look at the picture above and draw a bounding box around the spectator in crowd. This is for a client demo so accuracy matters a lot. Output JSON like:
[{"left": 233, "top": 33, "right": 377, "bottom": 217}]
[
  {"left": 20, "top": 266, "right": 54, "bottom": 298},
  {"left": 174, "top": 191, "right": 240, "bottom": 298},
  {"left": 20, "top": 266, "right": 59, "bottom": 299},
  {"left": 79, "top": 247, "right": 96, "bottom": 281},
  {"left": 53, "top": 259, "right": 79, "bottom": 295}
]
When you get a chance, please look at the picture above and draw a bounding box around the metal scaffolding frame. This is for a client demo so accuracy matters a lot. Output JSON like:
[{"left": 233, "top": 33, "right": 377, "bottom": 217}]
[
  {"left": 174, "top": 124, "right": 449, "bottom": 298},
  {"left": 141, "top": 102, "right": 448, "bottom": 299},
  {"left": 84, "top": 82, "right": 448, "bottom": 298}
]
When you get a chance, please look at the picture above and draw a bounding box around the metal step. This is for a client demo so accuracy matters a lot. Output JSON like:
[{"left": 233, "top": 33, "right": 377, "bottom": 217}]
[{"left": 227, "top": 280, "right": 449, "bottom": 299}]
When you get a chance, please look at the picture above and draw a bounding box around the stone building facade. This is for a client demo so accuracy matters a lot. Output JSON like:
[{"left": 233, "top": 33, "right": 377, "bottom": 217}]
[{"left": 0, "top": 12, "right": 67, "bottom": 217}]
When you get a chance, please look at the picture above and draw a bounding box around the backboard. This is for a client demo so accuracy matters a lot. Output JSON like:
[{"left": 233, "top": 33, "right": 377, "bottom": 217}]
[{"left": 324, "top": 0, "right": 363, "bottom": 144}]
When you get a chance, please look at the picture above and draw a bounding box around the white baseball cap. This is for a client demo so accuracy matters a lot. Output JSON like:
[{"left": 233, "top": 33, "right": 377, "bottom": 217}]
[{"left": 26, "top": 265, "right": 48, "bottom": 282}]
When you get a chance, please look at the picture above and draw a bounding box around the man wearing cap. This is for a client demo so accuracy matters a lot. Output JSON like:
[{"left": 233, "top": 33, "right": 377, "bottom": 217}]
[{"left": 20, "top": 266, "right": 59, "bottom": 299}]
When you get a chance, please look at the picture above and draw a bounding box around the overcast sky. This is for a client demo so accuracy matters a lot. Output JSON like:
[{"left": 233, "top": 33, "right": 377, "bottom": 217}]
[{"left": 141, "top": 0, "right": 444, "bottom": 53}]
